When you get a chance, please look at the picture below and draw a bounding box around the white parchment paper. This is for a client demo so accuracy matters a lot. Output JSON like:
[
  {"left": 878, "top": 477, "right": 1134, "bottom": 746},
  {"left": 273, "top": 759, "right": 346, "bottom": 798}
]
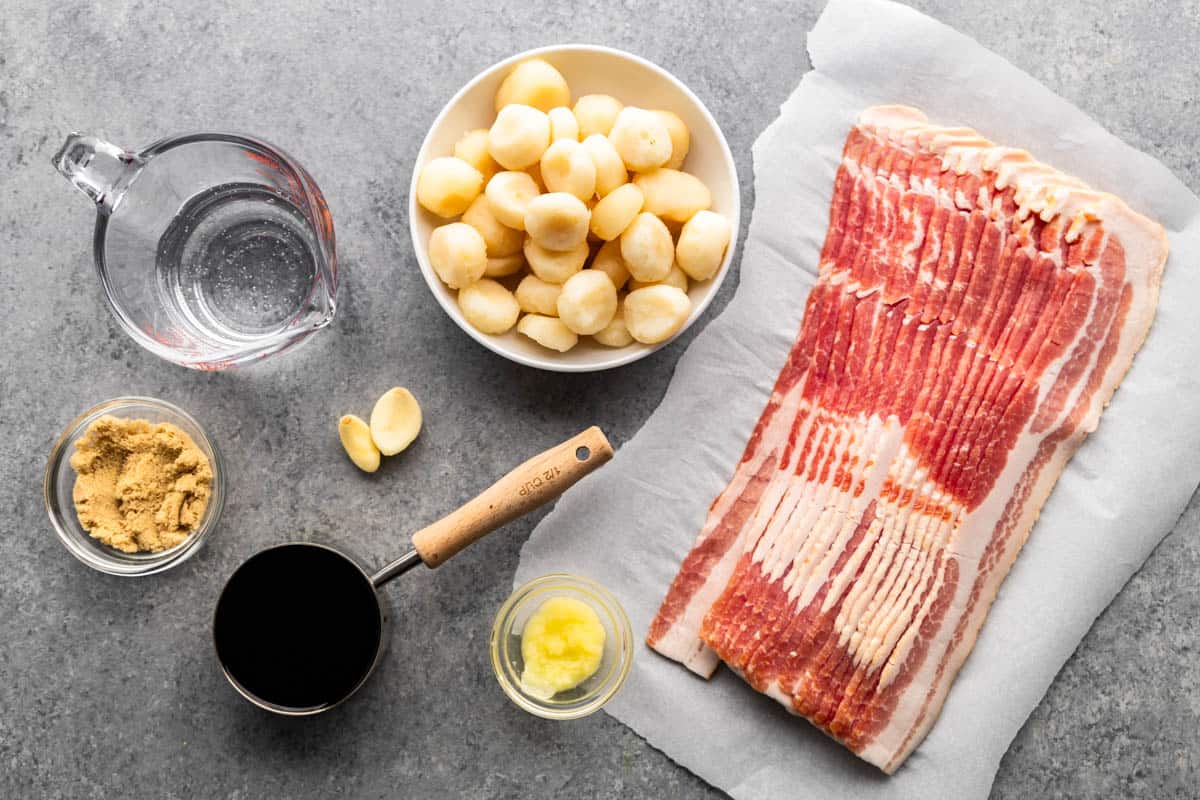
[{"left": 516, "top": 0, "right": 1200, "bottom": 797}]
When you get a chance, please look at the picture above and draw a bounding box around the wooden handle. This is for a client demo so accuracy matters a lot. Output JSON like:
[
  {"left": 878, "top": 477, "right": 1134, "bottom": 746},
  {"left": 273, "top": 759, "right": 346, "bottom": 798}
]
[{"left": 411, "top": 426, "right": 614, "bottom": 568}]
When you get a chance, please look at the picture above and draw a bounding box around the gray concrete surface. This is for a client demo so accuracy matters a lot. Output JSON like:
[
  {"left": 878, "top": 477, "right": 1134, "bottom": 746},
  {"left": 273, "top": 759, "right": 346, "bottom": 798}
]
[{"left": 1, "top": 1, "right": 1197, "bottom": 797}]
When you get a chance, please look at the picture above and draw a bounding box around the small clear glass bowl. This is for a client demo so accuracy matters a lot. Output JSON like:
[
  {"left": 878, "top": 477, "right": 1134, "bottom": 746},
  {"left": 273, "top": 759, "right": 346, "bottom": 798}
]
[
  {"left": 491, "top": 574, "right": 633, "bottom": 719},
  {"left": 43, "top": 397, "right": 225, "bottom": 576}
]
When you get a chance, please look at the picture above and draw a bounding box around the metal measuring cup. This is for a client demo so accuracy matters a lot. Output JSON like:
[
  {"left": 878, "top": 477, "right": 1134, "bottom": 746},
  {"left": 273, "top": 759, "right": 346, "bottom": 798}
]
[{"left": 212, "top": 427, "right": 613, "bottom": 715}]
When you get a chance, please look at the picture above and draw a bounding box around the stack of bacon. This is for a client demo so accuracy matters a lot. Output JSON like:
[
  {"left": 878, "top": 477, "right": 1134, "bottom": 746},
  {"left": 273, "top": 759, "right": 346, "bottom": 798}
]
[{"left": 647, "top": 106, "right": 1167, "bottom": 773}]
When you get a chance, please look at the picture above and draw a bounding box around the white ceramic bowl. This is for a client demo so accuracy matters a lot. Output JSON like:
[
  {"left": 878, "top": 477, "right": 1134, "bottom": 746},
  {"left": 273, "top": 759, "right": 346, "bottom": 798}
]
[{"left": 409, "top": 44, "right": 740, "bottom": 372}]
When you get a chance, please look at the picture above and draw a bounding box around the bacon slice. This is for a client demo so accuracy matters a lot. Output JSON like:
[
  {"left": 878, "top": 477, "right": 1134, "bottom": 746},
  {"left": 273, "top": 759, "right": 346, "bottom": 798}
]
[{"left": 646, "top": 105, "right": 1167, "bottom": 774}]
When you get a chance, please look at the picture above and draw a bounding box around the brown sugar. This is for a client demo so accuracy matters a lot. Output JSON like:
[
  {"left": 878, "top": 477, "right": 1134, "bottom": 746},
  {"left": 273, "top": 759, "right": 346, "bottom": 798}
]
[{"left": 70, "top": 415, "right": 213, "bottom": 553}]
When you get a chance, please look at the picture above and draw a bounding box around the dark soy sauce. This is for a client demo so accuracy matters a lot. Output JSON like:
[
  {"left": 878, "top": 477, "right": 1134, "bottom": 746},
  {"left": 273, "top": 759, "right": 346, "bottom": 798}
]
[{"left": 213, "top": 544, "right": 382, "bottom": 711}]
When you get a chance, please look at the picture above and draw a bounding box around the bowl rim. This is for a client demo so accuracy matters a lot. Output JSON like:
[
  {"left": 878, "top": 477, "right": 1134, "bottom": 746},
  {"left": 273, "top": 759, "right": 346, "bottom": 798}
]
[
  {"left": 408, "top": 43, "right": 741, "bottom": 373},
  {"left": 43, "top": 396, "right": 225, "bottom": 576},
  {"left": 490, "top": 572, "right": 634, "bottom": 719}
]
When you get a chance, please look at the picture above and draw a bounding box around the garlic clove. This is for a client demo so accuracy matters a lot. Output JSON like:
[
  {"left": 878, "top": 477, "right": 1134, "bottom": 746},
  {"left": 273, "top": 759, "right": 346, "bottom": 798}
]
[
  {"left": 369, "top": 387, "right": 423, "bottom": 456},
  {"left": 339, "top": 414, "right": 381, "bottom": 473}
]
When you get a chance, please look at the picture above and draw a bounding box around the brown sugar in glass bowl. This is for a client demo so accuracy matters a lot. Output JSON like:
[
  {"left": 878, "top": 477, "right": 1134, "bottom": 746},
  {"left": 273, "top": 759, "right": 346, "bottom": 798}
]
[
  {"left": 70, "top": 415, "right": 212, "bottom": 553},
  {"left": 44, "top": 397, "right": 224, "bottom": 576}
]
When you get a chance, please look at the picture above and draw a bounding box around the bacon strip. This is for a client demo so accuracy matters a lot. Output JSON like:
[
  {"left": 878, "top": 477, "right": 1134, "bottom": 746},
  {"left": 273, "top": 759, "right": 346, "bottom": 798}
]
[{"left": 646, "top": 106, "right": 1167, "bottom": 773}]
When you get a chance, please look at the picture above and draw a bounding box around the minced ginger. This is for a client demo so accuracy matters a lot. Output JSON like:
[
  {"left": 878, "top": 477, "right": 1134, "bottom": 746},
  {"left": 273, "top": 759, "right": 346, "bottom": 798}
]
[
  {"left": 70, "top": 415, "right": 213, "bottom": 553},
  {"left": 520, "top": 596, "right": 606, "bottom": 699}
]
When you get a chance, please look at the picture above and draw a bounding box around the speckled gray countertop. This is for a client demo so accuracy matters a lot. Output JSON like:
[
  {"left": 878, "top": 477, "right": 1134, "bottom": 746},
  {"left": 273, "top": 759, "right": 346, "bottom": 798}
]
[{"left": 2, "top": 1, "right": 1197, "bottom": 798}]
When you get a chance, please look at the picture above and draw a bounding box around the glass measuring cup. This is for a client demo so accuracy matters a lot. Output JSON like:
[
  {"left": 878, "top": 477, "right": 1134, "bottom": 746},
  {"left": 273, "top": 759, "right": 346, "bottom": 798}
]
[{"left": 53, "top": 132, "right": 338, "bottom": 369}]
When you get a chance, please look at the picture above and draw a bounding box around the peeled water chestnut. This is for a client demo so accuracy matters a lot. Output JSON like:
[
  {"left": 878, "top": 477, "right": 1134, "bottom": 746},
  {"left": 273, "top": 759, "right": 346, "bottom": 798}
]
[{"left": 414, "top": 55, "right": 730, "bottom": 354}]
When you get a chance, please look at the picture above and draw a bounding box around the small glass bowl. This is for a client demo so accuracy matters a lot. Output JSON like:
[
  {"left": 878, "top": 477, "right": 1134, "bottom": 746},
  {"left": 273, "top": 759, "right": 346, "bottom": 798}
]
[
  {"left": 43, "top": 397, "right": 225, "bottom": 576},
  {"left": 491, "top": 574, "right": 633, "bottom": 719}
]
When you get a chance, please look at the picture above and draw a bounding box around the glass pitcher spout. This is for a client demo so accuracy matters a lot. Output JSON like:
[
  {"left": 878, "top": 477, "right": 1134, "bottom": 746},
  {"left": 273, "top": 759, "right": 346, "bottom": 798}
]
[{"left": 52, "top": 133, "right": 145, "bottom": 214}]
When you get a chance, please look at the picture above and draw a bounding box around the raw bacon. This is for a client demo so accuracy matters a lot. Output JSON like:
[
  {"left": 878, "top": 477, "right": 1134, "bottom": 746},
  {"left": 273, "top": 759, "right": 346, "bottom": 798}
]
[{"left": 647, "top": 106, "right": 1167, "bottom": 773}]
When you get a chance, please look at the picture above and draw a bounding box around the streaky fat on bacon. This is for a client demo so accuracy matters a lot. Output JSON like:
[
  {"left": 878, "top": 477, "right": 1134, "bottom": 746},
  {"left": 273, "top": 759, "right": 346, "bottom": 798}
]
[{"left": 647, "top": 105, "right": 1167, "bottom": 773}]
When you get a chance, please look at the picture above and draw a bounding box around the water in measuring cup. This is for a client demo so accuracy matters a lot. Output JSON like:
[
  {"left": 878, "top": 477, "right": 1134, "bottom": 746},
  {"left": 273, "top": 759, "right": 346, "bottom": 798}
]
[{"left": 157, "top": 183, "right": 320, "bottom": 342}]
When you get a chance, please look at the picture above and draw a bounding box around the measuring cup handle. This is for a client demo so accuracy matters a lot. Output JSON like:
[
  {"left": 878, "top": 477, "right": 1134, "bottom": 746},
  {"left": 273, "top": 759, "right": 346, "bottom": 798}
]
[
  {"left": 51, "top": 133, "right": 144, "bottom": 212},
  {"left": 410, "top": 426, "right": 614, "bottom": 568}
]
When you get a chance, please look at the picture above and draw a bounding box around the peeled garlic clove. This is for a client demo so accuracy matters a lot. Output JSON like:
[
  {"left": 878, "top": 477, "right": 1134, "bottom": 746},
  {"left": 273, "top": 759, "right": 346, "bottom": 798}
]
[
  {"left": 339, "top": 414, "right": 381, "bottom": 472},
  {"left": 369, "top": 387, "right": 423, "bottom": 456}
]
